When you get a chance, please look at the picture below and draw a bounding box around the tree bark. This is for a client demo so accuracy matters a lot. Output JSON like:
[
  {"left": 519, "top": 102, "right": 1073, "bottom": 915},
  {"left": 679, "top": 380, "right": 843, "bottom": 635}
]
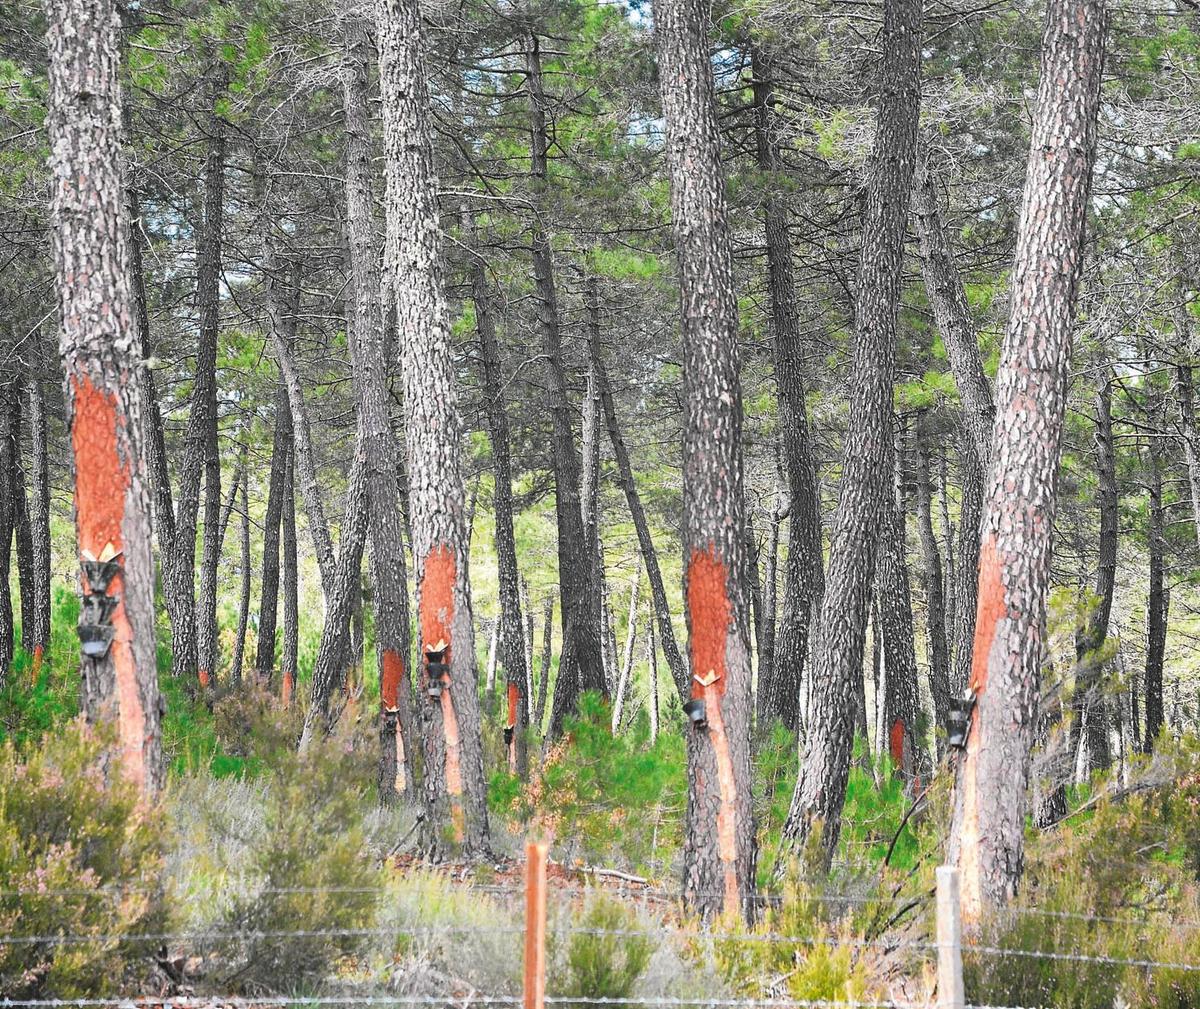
[
  {"left": 1144, "top": 420, "right": 1168, "bottom": 750},
  {"left": 1073, "top": 371, "right": 1117, "bottom": 775},
  {"left": 751, "top": 44, "right": 825, "bottom": 735},
  {"left": 0, "top": 375, "right": 13, "bottom": 680},
  {"left": 525, "top": 35, "right": 607, "bottom": 737},
  {"left": 1176, "top": 358, "right": 1200, "bottom": 547},
  {"left": 46, "top": 0, "right": 163, "bottom": 793},
  {"left": 782, "top": 0, "right": 923, "bottom": 859},
  {"left": 612, "top": 565, "right": 641, "bottom": 732},
  {"left": 186, "top": 75, "right": 226, "bottom": 693},
  {"left": 27, "top": 363, "right": 52, "bottom": 678},
  {"left": 230, "top": 464, "right": 251, "bottom": 686},
  {"left": 471, "top": 229, "right": 529, "bottom": 777},
  {"left": 952, "top": 429, "right": 984, "bottom": 693},
  {"left": 254, "top": 382, "right": 292, "bottom": 684},
  {"left": 8, "top": 382, "right": 36, "bottom": 659},
  {"left": 949, "top": 0, "right": 1105, "bottom": 921},
  {"left": 590, "top": 296, "right": 689, "bottom": 698},
  {"left": 341, "top": 10, "right": 418, "bottom": 803},
  {"left": 280, "top": 444, "right": 299, "bottom": 706},
  {"left": 379, "top": 0, "right": 490, "bottom": 855},
  {"left": 655, "top": 0, "right": 756, "bottom": 920},
  {"left": 916, "top": 418, "right": 952, "bottom": 743},
  {"left": 646, "top": 615, "right": 659, "bottom": 742},
  {"left": 535, "top": 596, "right": 554, "bottom": 735}
]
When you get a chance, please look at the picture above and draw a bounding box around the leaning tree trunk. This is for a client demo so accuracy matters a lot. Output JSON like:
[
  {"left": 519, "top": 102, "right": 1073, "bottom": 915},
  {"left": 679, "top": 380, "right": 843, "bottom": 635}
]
[
  {"left": 379, "top": 0, "right": 490, "bottom": 855},
  {"left": 526, "top": 35, "right": 607, "bottom": 736},
  {"left": 949, "top": 0, "right": 1105, "bottom": 922},
  {"left": 46, "top": 0, "right": 163, "bottom": 793},
  {"left": 751, "top": 44, "right": 825, "bottom": 735},
  {"left": 1073, "top": 370, "right": 1117, "bottom": 775},
  {"left": 472, "top": 230, "right": 529, "bottom": 777},
  {"left": 655, "top": 0, "right": 755, "bottom": 920},
  {"left": 782, "top": 0, "right": 923, "bottom": 859},
  {"left": 591, "top": 304, "right": 689, "bottom": 698},
  {"left": 342, "top": 11, "right": 417, "bottom": 802}
]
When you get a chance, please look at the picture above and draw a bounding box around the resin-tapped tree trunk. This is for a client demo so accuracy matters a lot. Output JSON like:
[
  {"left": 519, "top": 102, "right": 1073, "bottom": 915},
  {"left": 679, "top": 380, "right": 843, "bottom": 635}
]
[
  {"left": 342, "top": 10, "right": 417, "bottom": 802},
  {"left": 46, "top": 0, "right": 163, "bottom": 793},
  {"left": 472, "top": 230, "right": 529, "bottom": 777},
  {"left": 379, "top": 0, "right": 490, "bottom": 855},
  {"left": 751, "top": 44, "right": 825, "bottom": 735},
  {"left": 655, "top": 0, "right": 755, "bottom": 920},
  {"left": 949, "top": 0, "right": 1105, "bottom": 921},
  {"left": 782, "top": 0, "right": 923, "bottom": 859}
]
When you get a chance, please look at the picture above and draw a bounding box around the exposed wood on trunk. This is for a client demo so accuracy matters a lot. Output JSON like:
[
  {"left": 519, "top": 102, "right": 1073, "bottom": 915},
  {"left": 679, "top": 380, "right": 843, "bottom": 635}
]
[
  {"left": 655, "top": 0, "right": 755, "bottom": 920},
  {"left": 950, "top": 0, "right": 1105, "bottom": 920},
  {"left": 379, "top": 0, "right": 490, "bottom": 855},
  {"left": 46, "top": 0, "right": 163, "bottom": 792}
]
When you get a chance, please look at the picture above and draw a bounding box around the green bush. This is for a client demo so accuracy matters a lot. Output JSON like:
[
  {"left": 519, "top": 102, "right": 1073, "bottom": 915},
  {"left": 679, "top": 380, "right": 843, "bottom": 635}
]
[
  {"left": 172, "top": 715, "right": 382, "bottom": 994},
  {"left": 0, "top": 719, "right": 165, "bottom": 998},
  {"left": 552, "top": 893, "right": 653, "bottom": 1008}
]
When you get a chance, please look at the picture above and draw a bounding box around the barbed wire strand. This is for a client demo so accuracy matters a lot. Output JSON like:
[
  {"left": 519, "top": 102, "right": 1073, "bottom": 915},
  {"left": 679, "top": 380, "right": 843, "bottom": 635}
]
[{"left": 0, "top": 997, "right": 920, "bottom": 1009}]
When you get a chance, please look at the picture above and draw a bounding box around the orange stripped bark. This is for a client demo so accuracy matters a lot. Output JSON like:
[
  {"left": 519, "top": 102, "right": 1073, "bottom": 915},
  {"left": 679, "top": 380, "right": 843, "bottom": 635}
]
[
  {"left": 960, "top": 533, "right": 1005, "bottom": 922},
  {"left": 281, "top": 670, "right": 294, "bottom": 707},
  {"left": 30, "top": 644, "right": 44, "bottom": 682},
  {"left": 421, "top": 544, "right": 463, "bottom": 837},
  {"left": 687, "top": 546, "right": 739, "bottom": 917},
  {"left": 71, "top": 374, "right": 148, "bottom": 793},
  {"left": 889, "top": 717, "right": 906, "bottom": 771}
]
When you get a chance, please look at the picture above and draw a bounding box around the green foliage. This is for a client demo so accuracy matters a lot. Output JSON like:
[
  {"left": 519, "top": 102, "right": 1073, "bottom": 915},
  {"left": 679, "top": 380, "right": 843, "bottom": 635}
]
[
  {"left": 0, "top": 586, "right": 81, "bottom": 749},
  {"left": 552, "top": 893, "right": 653, "bottom": 1007},
  {"left": 490, "top": 693, "right": 684, "bottom": 873},
  {"left": 0, "top": 720, "right": 165, "bottom": 998}
]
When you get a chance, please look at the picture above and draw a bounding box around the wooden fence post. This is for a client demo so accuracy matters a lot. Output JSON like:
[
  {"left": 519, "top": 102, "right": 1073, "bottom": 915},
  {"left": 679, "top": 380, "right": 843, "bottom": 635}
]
[
  {"left": 524, "top": 840, "right": 548, "bottom": 1009},
  {"left": 936, "top": 864, "right": 965, "bottom": 1009}
]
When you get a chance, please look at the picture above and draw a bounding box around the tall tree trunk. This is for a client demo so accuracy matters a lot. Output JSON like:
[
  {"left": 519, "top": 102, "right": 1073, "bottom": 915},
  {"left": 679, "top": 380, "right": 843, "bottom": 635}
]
[
  {"left": 535, "top": 596, "right": 553, "bottom": 734},
  {"left": 379, "top": 0, "right": 490, "bottom": 855},
  {"left": 590, "top": 296, "right": 689, "bottom": 697},
  {"left": 472, "top": 230, "right": 529, "bottom": 777},
  {"left": 0, "top": 375, "right": 13, "bottom": 680},
  {"left": 647, "top": 615, "right": 660, "bottom": 742},
  {"left": 1175, "top": 358, "right": 1200, "bottom": 547},
  {"left": 27, "top": 363, "right": 52, "bottom": 678},
  {"left": 230, "top": 464, "right": 251, "bottom": 686},
  {"left": 1144, "top": 413, "right": 1168, "bottom": 750},
  {"left": 187, "top": 78, "right": 225, "bottom": 692},
  {"left": 782, "top": 0, "right": 923, "bottom": 859},
  {"left": 342, "top": 11, "right": 417, "bottom": 803},
  {"left": 916, "top": 419, "right": 952, "bottom": 743},
  {"left": 9, "top": 383, "right": 36, "bottom": 657},
  {"left": 949, "top": 0, "right": 1105, "bottom": 920},
  {"left": 280, "top": 444, "right": 299, "bottom": 706},
  {"left": 612, "top": 565, "right": 641, "bottom": 732},
  {"left": 877, "top": 430, "right": 927, "bottom": 783},
  {"left": 1073, "top": 371, "right": 1118, "bottom": 775},
  {"left": 46, "top": 0, "right": 163, "bottom": 792},
  {"left": 254, "top": 382, "right": 292, "bottom": 684},
  {"left": 751, "top": 44, "right": 825, "bottom": 735},
  {"left": 952, "top": 430, "right": 984, "bottom": 693},
  {"left": 655, "top": 0, "right": 755, "bottom": 920},
  {"left": 526, "top": 35, "right": 607, "bottom": 736}
]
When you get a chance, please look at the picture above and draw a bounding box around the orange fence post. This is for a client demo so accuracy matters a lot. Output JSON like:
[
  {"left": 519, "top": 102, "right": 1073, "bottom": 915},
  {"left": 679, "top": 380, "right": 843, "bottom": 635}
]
[{"left": 524, "top": 840, "right": 548, "bottom": 1009}]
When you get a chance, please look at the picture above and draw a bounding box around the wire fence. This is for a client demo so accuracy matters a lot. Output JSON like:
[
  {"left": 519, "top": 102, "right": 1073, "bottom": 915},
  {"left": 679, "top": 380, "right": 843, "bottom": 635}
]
[{"left": 3, "top": 870, "right": 1199, "bottom": 1009}]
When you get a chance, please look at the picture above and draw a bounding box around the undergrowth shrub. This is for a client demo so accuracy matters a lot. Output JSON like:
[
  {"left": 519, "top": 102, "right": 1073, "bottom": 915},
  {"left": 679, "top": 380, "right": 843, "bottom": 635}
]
[
  {"left": 0, "top": 720, "right": 164, "bottom": 998},
  {"left": 490, "top": 693, "right": 685, "bottom": 873},
  {"left": 687, "top": 864, "right": 872, "bottom": 1006},
  {"left": 169, "top": 706, "right": 381, "bottom": 995},
  {"left": 551, "top": 892, "right": 653, "bottom": 1008}
]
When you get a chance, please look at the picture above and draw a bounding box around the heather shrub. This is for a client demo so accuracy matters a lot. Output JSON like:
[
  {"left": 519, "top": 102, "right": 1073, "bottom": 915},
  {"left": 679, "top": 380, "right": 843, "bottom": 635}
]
[
  {"left": 0, "top": 719, "right": 165, "bottom": 998},
  {"left": 551, "top": 892, "right": 654, "bottom": 1008}
]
